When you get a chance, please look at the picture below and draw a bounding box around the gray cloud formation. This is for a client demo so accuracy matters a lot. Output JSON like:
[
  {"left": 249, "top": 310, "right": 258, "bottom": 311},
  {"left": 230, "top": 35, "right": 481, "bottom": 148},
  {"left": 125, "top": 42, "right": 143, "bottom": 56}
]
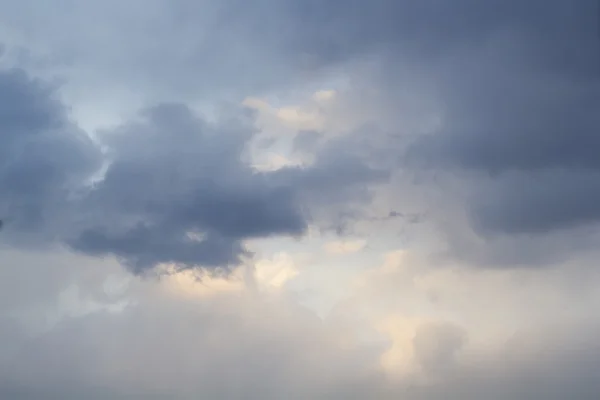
[
  {"left": 222, "top": 0, "right": 598, "bottom": 238},
  {"left": 204, "top": 0, "right": 600, "bottom": 238},
  {"left": 395, "top": 0, "right": 600, "bottom": 235},
  {"left": 1, "top": 0, "right": 598, "bottom": 263},
  {"left": 69, "top": 104, "right": 307, "bottom": 271},
  {"left": 1, "top": 1, "right": 600, "bottom": 399},
  {"left": 0, "top": 66, "right": 385, "bottom": 272},
  {"left": 247, "top": 0, "right": 600, "bottom": 255},
  {"left": 2, "top": 0, "right": 599, "bottom": 266},
  {"left": 0, "top": 68, "right": 102, "bottom": 243}
]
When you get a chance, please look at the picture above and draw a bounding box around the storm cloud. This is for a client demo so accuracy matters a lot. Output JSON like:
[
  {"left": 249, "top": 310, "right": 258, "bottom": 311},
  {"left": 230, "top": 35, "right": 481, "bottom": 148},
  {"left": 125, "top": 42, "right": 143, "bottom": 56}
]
[
  {"left": 0, "top": 68, "right": 102, "bottom": 242},
  {"left": 0, "top": 66, "right": 385, "bottom": 272},
  {"left": 1, "top": 0, "right": 600, "bottom": 399},
  {"left": 399, "top": 0, "right": 600, "bottom": 235}
]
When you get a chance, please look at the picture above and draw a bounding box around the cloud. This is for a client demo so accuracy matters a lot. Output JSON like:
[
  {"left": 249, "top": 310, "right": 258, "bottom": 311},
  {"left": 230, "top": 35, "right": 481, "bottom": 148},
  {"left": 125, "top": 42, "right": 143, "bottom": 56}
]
[
  {"left": 0, "top": 66, "right": 387, "bottom": 273},
  {"left": 324, "top": 239, "right": 366, "bottom": 255},
  {"left": 2, "top": 1, "right": 600, "bottom": 399},
  {"left": 68, "top": 103, "right": 308, "bottom": 271},
  {"left": 0, "top": 67, "right": 102, "bottom": 243},
  {"left": 468, "top": 169, "right": 600, "bottom": 235},
  {"left": 0, "top": 249, "right": 386, "bottom": 400},
  {"left": 2, "top": 247, "right": 600, "bottom": 400},
  {"left": 253, "top": 252, "right": 299, "bottom": 289},
  {"left": 398, "top": 0, "right": 600, "bottom": 236},
  {"left": 293, "top": 130, "right": 322, "bottom": 154}
]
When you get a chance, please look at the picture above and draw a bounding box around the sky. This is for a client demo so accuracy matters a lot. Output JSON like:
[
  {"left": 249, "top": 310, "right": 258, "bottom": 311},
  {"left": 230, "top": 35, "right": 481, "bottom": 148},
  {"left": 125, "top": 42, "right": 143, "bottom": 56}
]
[{"left": 1, "top": 1, "right": 600, "bottom": 399}]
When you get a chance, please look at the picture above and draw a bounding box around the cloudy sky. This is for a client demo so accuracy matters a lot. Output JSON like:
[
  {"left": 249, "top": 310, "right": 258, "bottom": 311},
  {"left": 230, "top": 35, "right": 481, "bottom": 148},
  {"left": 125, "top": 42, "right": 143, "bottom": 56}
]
[{"left": 1, "top": 1, "right": 600, "bottom": 399}]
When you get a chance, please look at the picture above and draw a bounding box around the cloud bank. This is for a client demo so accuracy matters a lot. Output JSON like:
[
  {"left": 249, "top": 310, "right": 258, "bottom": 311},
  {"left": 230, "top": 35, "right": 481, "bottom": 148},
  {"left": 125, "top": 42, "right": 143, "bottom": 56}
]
[{"left": 1, "top": 0, "right": 600, "bottom": 399}]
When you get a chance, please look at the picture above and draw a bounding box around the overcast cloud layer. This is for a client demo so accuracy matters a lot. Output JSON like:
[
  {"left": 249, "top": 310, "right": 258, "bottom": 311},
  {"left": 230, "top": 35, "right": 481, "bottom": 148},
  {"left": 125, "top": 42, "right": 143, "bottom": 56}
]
[{"left": 1, "top": 0, "right": 600, "bottom": 399}]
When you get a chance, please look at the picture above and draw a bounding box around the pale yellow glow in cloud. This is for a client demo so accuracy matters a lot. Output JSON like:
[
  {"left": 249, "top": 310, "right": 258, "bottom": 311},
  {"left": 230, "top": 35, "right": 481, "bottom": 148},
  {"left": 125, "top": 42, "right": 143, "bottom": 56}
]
[
  {"left": 276, "top": 107, "right": 324, "bottom": 130},
  {"left": 251, "top": 152, "right": 302, "bottom": 172},
  {"left": 241, "top": 96, "right": 270, "bottom": 111},
  {"left": 157, "top": 251, "right": 299, "bottom": 299},
  {"left": 242, "top": 89, "right": 337, "bottom": 132},
  {"left": 324, "top": 239, "right": 367, "bottom": 255},
  {"left": 352, "top": 250, "right": 412, "bottom": 292},
  {"left": 376, "top": 315, "right": 423, "bottom": 376},
  {"left": 161, "top": 269, "right": 245, "bottom": 299},
  {"left": 313, "top": 89, "right": 336, "bottom": 102},
  {"left": 254, "top": 252, "right": 299, "bottom": 289}
]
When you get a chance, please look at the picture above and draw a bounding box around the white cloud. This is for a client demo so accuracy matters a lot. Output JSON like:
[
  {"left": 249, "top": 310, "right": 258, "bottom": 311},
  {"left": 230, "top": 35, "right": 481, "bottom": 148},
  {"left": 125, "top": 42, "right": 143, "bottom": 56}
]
[{"left": 2, "top": 241, "right": 600, "bottom": 399}]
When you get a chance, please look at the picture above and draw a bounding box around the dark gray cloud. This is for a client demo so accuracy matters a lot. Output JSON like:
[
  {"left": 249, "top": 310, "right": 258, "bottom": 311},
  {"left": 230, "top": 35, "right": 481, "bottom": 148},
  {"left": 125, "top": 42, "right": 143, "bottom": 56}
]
[
  {"left": 469, "top": 170, "right": 600, "bottom": 235},
  {"left": 406, "top": 48, "right": 600, "bottom": 174},
  {"left": 292, "top": 130, "right": 321, "bottom": 154},
  {"left": 0, "top": 67, "right": 386, "bottom": 272},
  {"left": 0, "top": 67, "right": 102, "bottom": 243},
  {"left": 396, "top": 0, "right": 600, "bottom": 236},
  {"left": 275, "top": 129, "right": 390, "bottom": 234},
  {"left": 4, "top": 0, "right": 588, "bottom": 103},
  {"left": 2, "top": 0, "right": 598, "bottom": 264},
  {"left": 191, "top": 0, "right": 599, "bottom": 239},
  {"left": 69, "top": 103, "right": 307, "bottom": 271}
]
